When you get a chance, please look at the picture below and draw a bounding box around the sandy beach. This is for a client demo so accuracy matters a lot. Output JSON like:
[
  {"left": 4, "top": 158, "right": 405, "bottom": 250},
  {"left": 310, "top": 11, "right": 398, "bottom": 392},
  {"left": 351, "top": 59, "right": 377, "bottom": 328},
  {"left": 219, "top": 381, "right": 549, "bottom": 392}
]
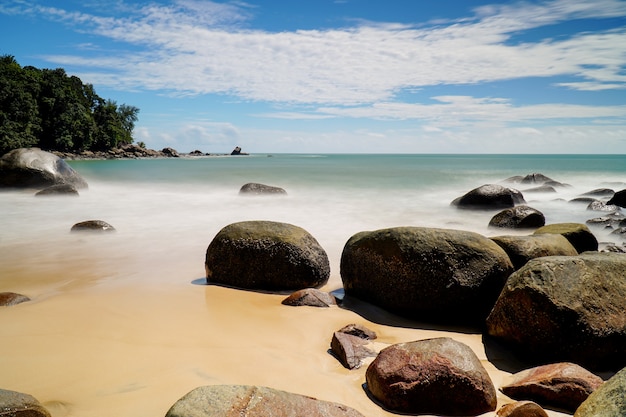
[{"left": 0, "top": 225, "right": 579, "bottom": 417}]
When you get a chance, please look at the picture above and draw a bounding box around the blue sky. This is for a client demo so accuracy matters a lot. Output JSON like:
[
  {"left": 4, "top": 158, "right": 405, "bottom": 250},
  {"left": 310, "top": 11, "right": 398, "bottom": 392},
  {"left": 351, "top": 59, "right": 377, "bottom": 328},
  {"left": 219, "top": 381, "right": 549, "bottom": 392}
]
[{"left": 1, "top": 0, "right": 625, "bottom": 154}]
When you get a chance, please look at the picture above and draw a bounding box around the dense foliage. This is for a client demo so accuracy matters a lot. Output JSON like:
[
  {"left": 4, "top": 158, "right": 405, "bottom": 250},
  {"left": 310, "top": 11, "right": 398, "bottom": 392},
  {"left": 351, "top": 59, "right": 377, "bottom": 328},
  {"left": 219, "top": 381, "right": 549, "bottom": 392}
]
[{"left": 0, "top": 55, "right": 139, "bottom": 155}]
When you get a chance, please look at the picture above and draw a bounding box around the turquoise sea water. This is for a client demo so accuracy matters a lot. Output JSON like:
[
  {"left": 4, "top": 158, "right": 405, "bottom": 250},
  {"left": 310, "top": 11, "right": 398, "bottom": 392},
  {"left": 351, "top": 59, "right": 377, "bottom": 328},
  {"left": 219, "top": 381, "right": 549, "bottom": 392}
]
[{"left": 2, "top": 154, "right": 625, "bottom": 286}]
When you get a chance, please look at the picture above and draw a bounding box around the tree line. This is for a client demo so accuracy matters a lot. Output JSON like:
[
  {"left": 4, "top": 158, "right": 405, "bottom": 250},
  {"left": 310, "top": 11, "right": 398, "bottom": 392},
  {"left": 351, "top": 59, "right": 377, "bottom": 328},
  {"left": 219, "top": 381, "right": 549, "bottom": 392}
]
[{"left": 0, "top": 55, "right": 139, "bottom": 156}]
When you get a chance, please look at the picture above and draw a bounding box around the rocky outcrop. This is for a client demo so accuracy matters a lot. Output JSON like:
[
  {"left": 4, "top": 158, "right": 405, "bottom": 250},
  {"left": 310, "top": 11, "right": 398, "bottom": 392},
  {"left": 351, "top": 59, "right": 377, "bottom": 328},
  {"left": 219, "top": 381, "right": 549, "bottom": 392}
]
[
  {"left": 165, "top": 385, "right": 366, "bottom": 417},
  {"left": 574, "top": 366, "right": 626, "bottom": 417},
  {"left": 0, "top": 148, "right": 88, "bottom": 189},
  {"left": 533, "top": 223, "right": 598, "bottom": 253},
  {"left": 281, "top": 288, "right": 337, "bottom": 307},
  {"left": 486, "top": 252, "right": 626, "bottom": 370},
  {"left": 71, "top": 220, "right": 116, "bottom": 232},
  {"left": 497, "top": 401, "right": 548, "bottom": 417},
  {"left": 205, "top": 221, "right": 330, "bottom": 291},
  {"left": 500, "top": 362, "right": 604, "bottom": 412},
  {"left": 0, "top": 388, "right": 51, "bottom": 417},
  {"left": 489, "top": 206, "right": 545, "bottom": 229},
  {"left": 0, "top": 292, "right": 31, "bottom": 306},
  {"left": 230, "top": 146, "right": 249, "bottom": 155},
  {"left": 451, "top": 184, "right": 525, "bottom": 209},
  {"left": 239, "top": 183, "right": 287, "bottom": 195},
  {"left": 490, "top": 234, "right": 577, "bottom": 270},
  {"left": 340, "top": 227, "right": 513, "bottom": 323},
  {"left": 365, "top": 337, "right": 497, "bottom": 415}
]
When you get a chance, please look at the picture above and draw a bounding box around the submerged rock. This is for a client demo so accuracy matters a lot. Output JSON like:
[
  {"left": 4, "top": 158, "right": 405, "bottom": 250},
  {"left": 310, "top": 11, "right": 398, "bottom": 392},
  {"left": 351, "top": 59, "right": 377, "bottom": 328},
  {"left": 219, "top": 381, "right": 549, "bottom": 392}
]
[{"left": 451, "top": 184, "right": 525, "bottom": 210}]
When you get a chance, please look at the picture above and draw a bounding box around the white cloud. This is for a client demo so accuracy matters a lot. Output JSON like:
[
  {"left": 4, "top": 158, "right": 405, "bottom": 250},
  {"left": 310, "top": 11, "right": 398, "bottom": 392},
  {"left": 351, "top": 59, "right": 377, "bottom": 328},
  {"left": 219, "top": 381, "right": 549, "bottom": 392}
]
[{"left": 19, "top": 0, "right": 624, "bottom": 106}]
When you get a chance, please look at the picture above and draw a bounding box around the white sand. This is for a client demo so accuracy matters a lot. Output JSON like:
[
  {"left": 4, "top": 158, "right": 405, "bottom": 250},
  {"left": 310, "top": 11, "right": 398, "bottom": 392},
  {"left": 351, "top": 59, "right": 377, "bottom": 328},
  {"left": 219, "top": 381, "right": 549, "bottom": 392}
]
[{"left": 0, "top": 236, "right": 572, "bottom": 417}]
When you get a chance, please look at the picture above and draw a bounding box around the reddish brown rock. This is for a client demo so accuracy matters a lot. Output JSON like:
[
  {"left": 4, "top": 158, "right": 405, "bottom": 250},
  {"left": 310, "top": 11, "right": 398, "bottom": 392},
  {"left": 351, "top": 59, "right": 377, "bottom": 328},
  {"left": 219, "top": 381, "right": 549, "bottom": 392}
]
[
  {"left": 330, "top": 331, "right": 376, "bottom": 369},
  {"left": 365, "top": 337, "right": 496, "bottom": 415},
  {"left": 336, "top": 323, "right": 377, "bottom": 340},
  {"left": 497, "top": 401, "right": 548, "bottom": 417},
  {"left": 281, "top": 288, "right": 337, "bottom": 307},
  {"left": 0, "top": 292, "right": 31, "bottom": 306},
  {"left": 501, "top": 362, "right": 603, "bottom": 412}
]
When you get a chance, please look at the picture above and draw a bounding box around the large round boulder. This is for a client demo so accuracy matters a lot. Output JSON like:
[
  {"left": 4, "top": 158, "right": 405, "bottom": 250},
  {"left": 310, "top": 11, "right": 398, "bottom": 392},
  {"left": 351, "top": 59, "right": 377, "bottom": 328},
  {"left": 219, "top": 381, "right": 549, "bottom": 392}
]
[
  {"left": 205, "top": 221, "right": 330, "bottom": 291},
  {"left": 533, "top": 223, "right": 598, "bottom": 253},
  {"left": 451, "top": 184, "right": 525, "bottom": 210},
  {"left": 486, "top": 252, "right": 626, "bottom": 370},
  {"left": 365, "top": 337, "right": 497, "bottom": 415},
  {"left": 165, "top": 385, "right": 365, "bottom": 417},
  {"left": 607, "top": 189, "right": 626, "bottom": 208},
  {"left": 490, "top": 234, "right": 578, "bottom": 270},
  {"left": 0, "top": 148, "right": 88, "bottom": 189},
  {"left": 574, "top": 366, "right": 626, "bottom": 417},
  {"left": 340, "top": 227, "right": 514, "bottom": 323},
  {"left": 489, "top": 205, "right": 545, "bottom": 229}
]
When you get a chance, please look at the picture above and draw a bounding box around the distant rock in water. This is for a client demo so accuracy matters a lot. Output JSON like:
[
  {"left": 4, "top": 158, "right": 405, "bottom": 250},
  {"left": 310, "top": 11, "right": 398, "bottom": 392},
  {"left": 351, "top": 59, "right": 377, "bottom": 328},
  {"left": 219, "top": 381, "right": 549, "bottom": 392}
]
[
  {"left": 488, "top": 205, "right": 545, "bottom": 229},
  {"left": 451, "top": 184, "right": 525, "bottom": 210},
  {"left": 71, "top": 220, "right": 116, "bottom": 232},
  {"left": 230, "top": 146, "right": 249, "bottom": 155},
  {"left": 607, "top": 189, "right": 626, "bottom": 208},
  {"left": 35, "top": 183, "right": 79, "bottom": 196},
  {"left": 0, "top": 148, "right": 88, "bottom": 189},
  {"left": 239, "top": 182, "right": 287, "bottom": 195}
]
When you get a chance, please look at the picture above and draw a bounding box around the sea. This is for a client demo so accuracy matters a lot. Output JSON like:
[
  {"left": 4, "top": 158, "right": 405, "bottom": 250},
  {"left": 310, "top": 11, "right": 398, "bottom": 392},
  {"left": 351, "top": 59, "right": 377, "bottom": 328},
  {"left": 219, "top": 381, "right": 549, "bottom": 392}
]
[{"left": 2, "top": 153, "right": 625, "bottom": 288}]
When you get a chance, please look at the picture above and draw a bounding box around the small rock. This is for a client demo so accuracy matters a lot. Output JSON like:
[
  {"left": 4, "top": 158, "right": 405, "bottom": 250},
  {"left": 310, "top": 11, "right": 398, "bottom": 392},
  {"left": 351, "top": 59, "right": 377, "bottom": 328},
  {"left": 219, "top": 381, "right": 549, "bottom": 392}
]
[
  {"left": 239, "top": 183, "right": 287, "bottom": 195},
  {"left": 281, "top": 288, "right": 336, "bottom": 307},
  {"left": 330, "top": 331, "right": 376, "bottom": 369},
  {"left": 0, "top": 292, "right": 31, "bottom": 306},
  {"left": 497, "top": 401, "right": 548, "bottom": 417},
  {"left": 35, "top": 183, "right": 79, "bottom": 196},
  {"left": 71, "top": 220, "right": 116, "bottom": 232}
]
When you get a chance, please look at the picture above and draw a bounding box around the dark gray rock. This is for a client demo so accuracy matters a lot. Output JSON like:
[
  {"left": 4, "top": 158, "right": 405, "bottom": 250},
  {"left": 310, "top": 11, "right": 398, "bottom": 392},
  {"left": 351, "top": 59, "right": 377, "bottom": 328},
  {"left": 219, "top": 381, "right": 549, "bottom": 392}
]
[
  {"left": 340, "top": 227, "right": 513, "bottom": 324},
  {"left": 0, "top": 148, "right": 88, "bottom": 189},
  {"left": 451, "top": 184, "right": 525, "bottom": 209},
  {"left": 587, "top": 201, "right": 620, "bottom": 212},
  {"left": 491, "top": 234, "right": 577, "bottom": 270},
  {"left": 489, "top": 206, "right": 545, "bottom": 229},
  {"left": 533, "top": 223, "right": 598, "bottom": 253},
  {"left": 365, "top": 337, "right": 497, "bottom": 415},
  {"left": 574, "top": 366, "right": 626, "bottom": 417},
  {"left": 486, "top": 252, "right": 626, "bottom": 370},
  {"left": 35, "top": 183, "right": 79, "bottom": 196},
  {"left": 205, "top": 221, "right": 330, "bottom": 291},
  {"left": 0, "top": 388, "right": 51, "bottom": 417},
  {"left": 607, "top": 189, "right": 626, "bottom": 208},
  {"left": 239, "top": 183, "right": 287, "bottom": 195},
  {"left": 500, "top": 362, "right": 604, "bottom": 412},
  {"left": 521, "top": 173, "right": 555, "bottom": 185},
  {"left": 165, "top": 385, "right": 366, "bottom": 417},
  {"left": 71, "top": 220, "right": 116, "bottom": 232},
  {"left": 523, "top": 185, "right": 557, "bottom": 193}
]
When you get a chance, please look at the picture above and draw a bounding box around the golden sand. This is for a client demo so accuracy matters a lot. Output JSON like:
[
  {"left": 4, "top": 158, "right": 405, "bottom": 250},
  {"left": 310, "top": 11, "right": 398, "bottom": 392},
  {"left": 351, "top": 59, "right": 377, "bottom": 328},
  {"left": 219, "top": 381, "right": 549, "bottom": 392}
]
[{"left": 0, "top": 237, "right": 571, "bottom": 417}]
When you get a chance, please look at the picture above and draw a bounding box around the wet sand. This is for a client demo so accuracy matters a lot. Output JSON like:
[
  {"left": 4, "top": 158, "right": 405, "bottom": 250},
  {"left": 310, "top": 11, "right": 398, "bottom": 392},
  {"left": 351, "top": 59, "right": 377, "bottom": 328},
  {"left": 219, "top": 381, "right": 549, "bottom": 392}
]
[{"left": 0, "top": 236, "right": 572, "bottom": 417}]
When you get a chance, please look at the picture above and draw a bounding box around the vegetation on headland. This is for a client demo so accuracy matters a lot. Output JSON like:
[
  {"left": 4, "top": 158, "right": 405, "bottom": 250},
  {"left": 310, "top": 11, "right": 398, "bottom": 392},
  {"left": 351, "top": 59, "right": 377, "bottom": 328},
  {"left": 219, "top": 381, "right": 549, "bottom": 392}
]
[{"left": 0, "top": 55, "right": 139, "bottom": 156}]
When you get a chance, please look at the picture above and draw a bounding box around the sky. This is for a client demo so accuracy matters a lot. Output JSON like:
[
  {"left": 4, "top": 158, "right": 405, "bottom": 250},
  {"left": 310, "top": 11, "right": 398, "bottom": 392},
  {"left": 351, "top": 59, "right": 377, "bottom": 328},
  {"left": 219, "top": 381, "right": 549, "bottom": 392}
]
[{"left": 1, "top": 0, "right": 626, "bottom": 154}]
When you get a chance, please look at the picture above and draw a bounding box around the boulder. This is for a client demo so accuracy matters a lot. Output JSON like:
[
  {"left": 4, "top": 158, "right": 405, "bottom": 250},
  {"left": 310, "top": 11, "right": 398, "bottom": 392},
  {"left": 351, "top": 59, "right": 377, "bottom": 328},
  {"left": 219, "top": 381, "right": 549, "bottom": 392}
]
[
  {"left": 71, "top": 220, "right": 116, "bottom": 232},
  {"left": 162, "top": 147, "right": 180, "bottom": 157},
  {"left": 365, "top": 337, "right": 497, "bottom": 415},
  {"left": 451, "top": 184, "right": 525, "bottom": 209},
  {"left": 205, "top": 221, "right": 330, "bottom": 291},
  {"left": 533, "top": 223, "right": 598, "bottom": 253},
  {"left": 0, "top": 148, "right": 88, "bottom": 189},
  {"left": 34, "top": 183, "right": 79, "bottom": 196},
  {"left": 521, "top": 173, "right": 555, "bottom": 184},
  {"left": 340, "top": 227, "right": 514, "bottom": 323},
  {"left": 230, "top": 146, "right": 248, "bottom": 155},
  {"left": 239, "top": 183, "right": 287, "bottom": 195},
  {"left": 490, "top": 234, "right": 577, "bottom": 270},
  {"left": 281, "top": 288, "right": 337, "bottom": 307},
  {"left": 0, "top": 388, "right": 51, "bottom": 417},
  {"left": 486, "top": 252, "right": 626, "bottom": 370},
  {"left": 489, "top": 206, "right": 545, "bottom": 229},
  {"left": 330, "top": 331, "right": 377, "bottom": 369},
  {"left": 607, "top": 189, "right": 626, "bottom": 208},
  {"left": 164, "top": 385, "right": 366, "bottom": 417},
  {"left": 574, "top": 366, "right": 626, "bottom": 417},
  {"left": 500, "top": 362, "right": 604, "bottom": 412},
  {"left": 0, "top": 292, "right": 31, "bottom": 306},
  {"left": 497, "top": 401, "right": 548, "bottom": 417}
]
